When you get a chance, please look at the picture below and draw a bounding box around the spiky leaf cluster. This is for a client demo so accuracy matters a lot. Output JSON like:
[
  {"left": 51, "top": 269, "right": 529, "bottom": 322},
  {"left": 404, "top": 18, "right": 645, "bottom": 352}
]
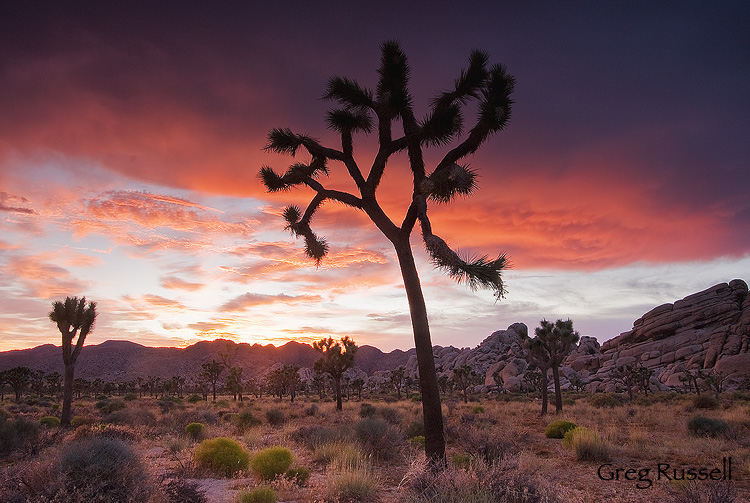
[
  {"left": 423, "top": 233, "right": 507, "bottom": 299},
  {"left": 421, "top": 163, "right": 477, "bottom": 203}
]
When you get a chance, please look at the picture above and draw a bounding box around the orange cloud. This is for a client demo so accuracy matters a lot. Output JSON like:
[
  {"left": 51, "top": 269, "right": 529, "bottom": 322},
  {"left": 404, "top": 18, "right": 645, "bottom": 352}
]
[
  {"left": 160, "top": 275, "right": 204, "bottom": 291},
  {"left": 219, "top": 292, "right": 323, "bottom": 311}
]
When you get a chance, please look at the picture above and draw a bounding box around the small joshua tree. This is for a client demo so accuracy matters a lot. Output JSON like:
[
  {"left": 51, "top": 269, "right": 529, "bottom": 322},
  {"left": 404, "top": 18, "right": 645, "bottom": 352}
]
[
  {"left": 313, "top": 336, "right": 357, "bottom": 411},
  {"left": 523, "top": 319, "right": 579, "bottom": 415},
  {"left": 49, "top": 296, "right": 97, "bottom": 426}
]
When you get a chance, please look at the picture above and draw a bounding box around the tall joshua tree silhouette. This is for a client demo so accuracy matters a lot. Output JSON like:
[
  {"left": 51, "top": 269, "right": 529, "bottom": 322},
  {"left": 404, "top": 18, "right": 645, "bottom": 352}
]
[
  {"left": 49, "top": 296, "right": 97, "bottom": 426},
  {"left": 260, "top": 41, "right": 514, "bottom": 462}
]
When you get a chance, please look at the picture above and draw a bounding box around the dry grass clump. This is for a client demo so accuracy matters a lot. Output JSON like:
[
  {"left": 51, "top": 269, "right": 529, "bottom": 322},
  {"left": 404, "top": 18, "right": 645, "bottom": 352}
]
[
  {"left": 665, "top": 480, "right": 738, "bottom": 503},
  {"left": 400, "top": 454, "right": 560, "bottom": 503},
  {"left": 562, "top": 426, "right": 612, "bottom": 462},
  {"left": 324, "top": 459, "right": 379, "bottom": 503}
]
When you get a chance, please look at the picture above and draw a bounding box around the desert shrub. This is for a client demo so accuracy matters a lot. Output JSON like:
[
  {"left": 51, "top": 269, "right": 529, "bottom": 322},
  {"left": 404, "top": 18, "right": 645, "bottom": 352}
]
[
  {"left": 70, "top": 415, "right": 95, "bottom": 427},
  {"left": 325, "top": 466, "right": 378, "bottom": 503},
  {"left": 451, "top": 453, "right": 471, "bottom": 469},
  {"left": 377, "top": 406, "right": 400, "bottom": 424},
  {"left": 354, "top": 417, "right": 401, "bottom": 460},
  {"left": 105, "top": 407, "right": 157, "bottom": 426},
  {"left": 40, "top": 415, "right": 61, "bottom": 428},
  {"left": 95, "top": 398, "right": 127, "bottom": 414},
  {"left": 215, "top": 399, "right": 231, "bottom": 408},
  {"left": 188, "top": 394, "right": 203, "bottom": 403},
  {"left": 194, "top": 437, "right": 250, "bottom": 476},
  {"left": 123, "top": 392, "right": 138, "bottom": 401},
  {"left": 265, "top": 408, "right": 286, "bottom": 426},
  {"left": 250, "top": 446, "right": 293, "bottom": 480},
  {"left": 472, "top": 405, "right": 485, "bottom": 414},
  {"left": 563, "top": 427, "right": 611, "bottom": 462},
  {"left": 405, "top": 420, "right": 425, "bottom": 438},
  {"left": 185, "top": 422, "right": 205, "bottom": 440},
  {"left": 313, "top": 441, "right": 365, "bottom": 467},
  {"left": 693, "top": 394, "right": 720, "bottom": 409},
  {"left": 687, "top": 416, "right": 730, "bottom": 437},
  {"left": 359, "top": 403, "right": 377, "bottom": 418},
  {"left": 305, "top": 404, "right": 319, "bottom": 416},
  {"left": 234, "top": 409, "right": 262, "bottom": 431},
  {"left": 545, "top": 420, "right": 577, "bottom": 439},
  {"left": 401, "top": 456, "right": 559, "bottom": 503},
  {"left": 60, "top": 436, "right": 153, "bottom": 501},
  {"left": 292, "top": 424, "right": 353, "bottom": 450},
  {"left": 286, "top": 465, "right": 311, "bottom": 486},
  {"left": 409, "top": 436, "right": 426, "bottom": 448},
  {"left": 666, "top": 480, "right": 737, "bottom": 503},
  {"left": 0, "top": 416, "right": 40, "bottom": 456},
  {"left": 238, "top": 486, "right": 277, "bottom": 503},
  {"left": 588, "top": 393, "right": 625, "bottom": 408},
  {"left": 161, "top": 477, "right": 207, "bottom": 503},
  {"left": 457, "top": 425, "right": 520, "bottom": 464}
]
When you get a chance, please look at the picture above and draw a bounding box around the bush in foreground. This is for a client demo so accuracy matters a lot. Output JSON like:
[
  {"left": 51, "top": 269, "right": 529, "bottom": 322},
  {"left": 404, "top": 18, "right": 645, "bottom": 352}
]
[
  {"left": 238, "top": 486, "right": 277, "bottom": 503},
  {"left": 185, "top": 422, "right": 205, "bottom": 440},
  {"left": 545, "top": 420, "right": 577, "bottom": 439},
  {"left": 687, "top": 416, "right": 730, "bottom": 438},
  {"left": 250, "top": 446, "right": 293, "bottom": 480},
  {"left": 194, "top": 437, "right": 250, "bottom": 476},
  {"left": 563, "top": 426, "right": 612, "bottom": 462}
]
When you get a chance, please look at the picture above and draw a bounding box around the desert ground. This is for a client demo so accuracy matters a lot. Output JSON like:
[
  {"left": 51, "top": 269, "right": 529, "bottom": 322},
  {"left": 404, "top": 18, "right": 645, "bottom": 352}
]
[{"left": 1, "top": 390, "right": 748, "bottom": 502}]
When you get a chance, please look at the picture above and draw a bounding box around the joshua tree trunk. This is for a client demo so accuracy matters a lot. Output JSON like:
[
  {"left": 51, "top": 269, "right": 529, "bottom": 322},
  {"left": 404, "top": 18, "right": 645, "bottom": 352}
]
[
  {"left": 552, "top": 364, "right": 563, "bottom": 414},
  {"left": 333, "top": 376, "right": 342, "bottom": 411},
  {"left": 61, "top": 364, "right": 75, "bottom": 426},
  {"left": 540, "top": 366, "right": 549, "bottom": 416},
  {"left": 395, "top": 238, "right": 446, "bottom": 462}
]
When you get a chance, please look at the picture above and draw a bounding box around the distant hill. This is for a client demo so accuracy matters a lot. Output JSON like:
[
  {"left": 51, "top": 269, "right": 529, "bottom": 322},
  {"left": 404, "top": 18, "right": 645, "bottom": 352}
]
[{"left": 0, "top": 338, "right": 412, "bottom": 382}]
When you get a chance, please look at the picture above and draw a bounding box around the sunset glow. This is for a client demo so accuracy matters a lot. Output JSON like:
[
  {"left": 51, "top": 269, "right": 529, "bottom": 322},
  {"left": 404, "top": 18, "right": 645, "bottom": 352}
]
[{"left": 1, "top": 2, "right": 748, "bottom": 352}]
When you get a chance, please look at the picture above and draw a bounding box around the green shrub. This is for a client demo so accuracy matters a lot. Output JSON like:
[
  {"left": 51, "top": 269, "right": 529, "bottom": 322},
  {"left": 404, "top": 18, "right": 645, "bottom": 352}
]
[
  {"left": 563, "top": 427, "right": 611, "bottom": 462},
  {"left": 234, "top": 410, "right": 262, "bottom": 431},
  {"left": 687, "top": 416, "right": 730, "bottom": 437},
  {"left": 409, "top": 435, "right": 425, "bottom": 448},
  {"left": 215, "top": 399, "right": 230, "bottom": 408},
  {"left": 545, "top": 420, "right": 577, "bottom": 439},
  {"left": 692, "top": 394, "right": 719, "bottom": 409},
  {"left": 285, "top": 465, "right": 311, "bottom": 486},
  {"left": 185, "top": 422, "right": 205, "bottom": 440},
  {"left": 123, "top": 393, "right": 138, "bottom": 401},
  {"left": 265, "top": 408, "right": 285, "bottom": 426},
  {"left": 40, "top": 415, "right": 61, "bottom": 428},
  {"left": 70, "top": 415, "right": 95, "bottom": 427},
  {"left": 194, "top": 437, "right": 250, "bottom": 476},
  {"left": 250, "top": 446, "right": 293, "bottom": 480},
  {"left": 188, "top": 394, "right": 203, "bottom": 403},
  {"left": 95, "top": 398, "right": 126, "bottom": 414},
  {"left": 359, "top": 403, "right": 377, "bottom": 418},
  {"left": 472, "top": 405, "right": 485, "bottom": 414},
  {"left": 451, "top": 453, "right": 471, "bottom": 469},
  {"left": 588, "top": 393, "right": 625, "bottom": 408},
  {"left": 238, "top": 486, "right": 276, "bottom": 503}
]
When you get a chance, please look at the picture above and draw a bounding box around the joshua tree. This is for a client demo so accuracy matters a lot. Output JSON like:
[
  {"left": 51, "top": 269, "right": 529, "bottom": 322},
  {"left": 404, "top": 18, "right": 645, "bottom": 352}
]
[
  {"left": 226, "top": 366, "right": 244, "bottom": 401},
  {"left": 523, "top": 319, "right": 579, "bottom": 415},
  {"left": 2, "top": 366, "right": 32, "bottom": 402},
  {"left": 611, "top": 362, "right": 653, "bottom": 400},
  {"left": 260, "top": 41, "right": 513, "bottom": 462},
  {"left": 390, "top": 366, "right": 406, "bottom": 400},
  {"left": 451, "top": 364, "right": 481, "bottom": 403},
  {"left": 199, "top": 360, "right": 225, "bottom": 401},
  {"left": 313, "top": 336, "right": 357, "bottom": 411},
  {"left": 49, "top": 296, "right": 97, "bottom": 426}
]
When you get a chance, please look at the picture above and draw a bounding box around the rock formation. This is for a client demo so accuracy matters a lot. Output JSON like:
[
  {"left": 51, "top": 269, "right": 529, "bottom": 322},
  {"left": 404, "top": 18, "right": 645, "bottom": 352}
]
[{"left": 402, "top": 279, "right": 750, "bottom": 393}]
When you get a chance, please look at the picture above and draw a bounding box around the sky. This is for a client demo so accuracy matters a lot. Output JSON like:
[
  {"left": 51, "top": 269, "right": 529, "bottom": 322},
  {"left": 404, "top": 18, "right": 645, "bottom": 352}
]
[{"left": 1, "top": 1, "right": 749, "bottom": 352}]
